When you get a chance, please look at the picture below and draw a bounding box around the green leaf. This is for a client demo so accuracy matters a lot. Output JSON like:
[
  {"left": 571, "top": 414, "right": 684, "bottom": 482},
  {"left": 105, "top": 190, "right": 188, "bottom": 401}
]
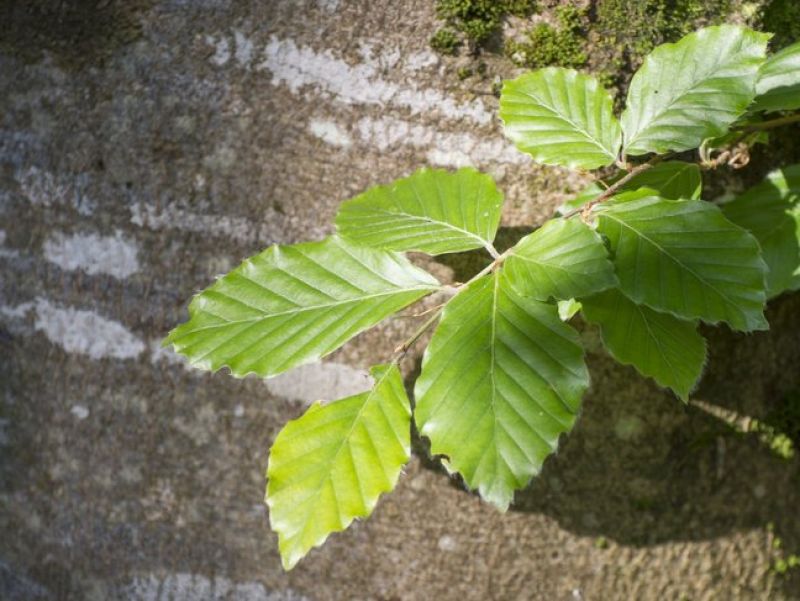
[
  {"left": 581, "top": 288, "right": 706, "bottom": 400},
  {"left": 556, "top": 161, "right": 702, "bottom": 216},
  {"left": 414, "top": 273, "right": 589, "bottom": 511},
  {"left": 335, "top": 167, "right": 504, "bottom": 255},
  {"left": 558, "top": 298, "right": 582, "bottom": 321},
  {"left": 596, "top": 194, "right": 768, "bottom": 331},
  {"left": 721, "top": 164, "right": 800, "bottom": 297},
  {"left": 165, "top": 236, "right": 439, "bottom": 378},
  {"left": 621, "top": 25, "right": 769, "bottom": 156},
  {"left": 499, "top": 67, "right": 622, "bottom": 170},
  {"left": 266, "top": 364, "right": 411, "bottom": 570},
  {"left": 752, "top": 40, "right": 800, "bottom": 112},
  {"left": 503, "top": 218, "right": 618, "bottom": 301}
]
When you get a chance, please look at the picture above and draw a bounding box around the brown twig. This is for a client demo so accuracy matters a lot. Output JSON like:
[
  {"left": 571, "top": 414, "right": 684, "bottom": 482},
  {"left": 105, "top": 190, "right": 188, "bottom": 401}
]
[{"left": 562, "top": 154, "right": 664, "bottom": 219}]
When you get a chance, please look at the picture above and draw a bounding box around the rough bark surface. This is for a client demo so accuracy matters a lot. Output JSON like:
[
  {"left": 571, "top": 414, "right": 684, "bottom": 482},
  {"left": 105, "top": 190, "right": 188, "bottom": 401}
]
[{"left": 1, "top": 1, "right": 799, "bottom": 600}]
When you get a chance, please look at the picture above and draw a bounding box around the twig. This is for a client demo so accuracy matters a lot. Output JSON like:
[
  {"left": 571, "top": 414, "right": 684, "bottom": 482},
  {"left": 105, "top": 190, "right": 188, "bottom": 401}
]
[
  {"left": 391, "top": 257, "right": 504, "bottom": 362},
  {"left": 736, "top": 111, "right": 800, "bottom": 132},
  {"left": 562, "top": 154, "right": 664, "bottom": 219}
]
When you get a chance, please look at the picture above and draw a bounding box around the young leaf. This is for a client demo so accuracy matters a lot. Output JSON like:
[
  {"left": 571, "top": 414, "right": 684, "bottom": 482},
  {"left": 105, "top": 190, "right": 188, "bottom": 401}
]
[
  {"left": 596, "top": 194, "right": 768, "bottom": 331},
  {"left": 499, "top": 67, "right": 622, "bottom": 170},
  {"left": 336, "top": 167, "right": 503, "bottom": 255},
  {"left": 556, "top": 161, "right": 701, "bottom": 216},
  {"left": 503, "top": 218, "right": 618, "bottom": 301},
  {"left": 621, "top": 25, "right": 769, "bottom": 156},
  {"left": 165, "top": 236, "right": 439, "bottom": 378},
  {"left": 266, "top": 364, "right": 411, "bottom": 570},
  {"left": 414, "top": 274, "right": 589, "bottom": 511},
  {"left": 581, "top": 288, "right": 706, "bottom": 400},
  {"left": 721, "top": 164, "right": 800, "bottom": 297},
  {"left": 752, "top": 40, "right": 800, "bottom": 113}
]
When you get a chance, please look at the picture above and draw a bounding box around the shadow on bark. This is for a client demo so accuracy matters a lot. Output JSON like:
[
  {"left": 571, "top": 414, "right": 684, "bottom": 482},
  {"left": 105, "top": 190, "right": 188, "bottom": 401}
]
[{"left": 416, "top": 230, "right": 800, "bottom": 596}]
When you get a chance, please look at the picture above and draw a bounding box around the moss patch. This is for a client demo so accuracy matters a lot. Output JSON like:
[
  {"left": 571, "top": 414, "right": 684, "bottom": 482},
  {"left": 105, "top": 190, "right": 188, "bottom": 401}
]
[
  {"left": 505, "top": 5, "right": 588, "bottom": 69},
  {"left": 430, "top": 0, "right": 537, "bottom": 52}
]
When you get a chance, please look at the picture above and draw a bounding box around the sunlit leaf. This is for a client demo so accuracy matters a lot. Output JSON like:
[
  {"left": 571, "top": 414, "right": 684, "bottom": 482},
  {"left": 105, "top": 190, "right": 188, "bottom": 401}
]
[
  {"left": 503, "top": 218, "right": 617, "bottom": 301},
  {"left": 621, "top": 25, "right": 769, "bottom": 156},
  {"left": 752, "top": 40, "right": 800, "bottom": 112},
  {"left": 500, "top": 67, "right": 622, "bottom": 169},
  {"left": 165, "top": 236, "right": 439, "bottom": 378},
  {"left": 266, "top": 364, "right": 411, "bottom": 569},
  {"left": 415, "top": 273, "right": 589, "bottom": 511},
  {"left": 336, "top": 167, "right": 503, "bottom": 255}
]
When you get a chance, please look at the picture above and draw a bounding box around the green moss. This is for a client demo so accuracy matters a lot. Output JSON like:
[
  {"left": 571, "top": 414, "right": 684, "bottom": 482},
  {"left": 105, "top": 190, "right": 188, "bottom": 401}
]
[
  {"left": 435, "top": 0, "right": 506, "bottom": 44},
  {"left": 457, "top": 66, "right": 474, "bottom": 80},
  {"left": 760, "top": 0, "right": 800, "bottom": 49},
  {"left": 431, "top": 0, "right": 538, "bottom": 53},
  {"left": 430, "top": 28, "right": 461, "bottom": 55},
  {"left": 505, "top": 6, "right": 588, "bottom": 69}
]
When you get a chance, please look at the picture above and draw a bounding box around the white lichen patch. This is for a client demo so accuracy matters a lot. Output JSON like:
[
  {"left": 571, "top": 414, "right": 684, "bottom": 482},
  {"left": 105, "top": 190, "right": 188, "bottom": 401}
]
[
  {"left": 205, "top": 34, "right": 231, "bottom": 66},
  {"left": 42, "top": 230, "right": 140, "bottom": 279},
  {"left": 354, "top": 116, "right": 529, "bottom": 168},
  {"left": 16, "top": 166, "right": 95, "bottom": 215},
  {"left": 124, "top": 573, "right": 312, "bottom": 601},
  {"left": 264, "top": 361, "right": 373, "bottom": 404},
  {"left": 308, "top": 119, "right": 353, "bottom": 148},
  {"left": 253, "top": 35, "right": 491, "bottom": 124},
  {"left": 129, "top": 202, "right": 300, "bottom": 246},
  {"left": 235, "top": 30, "right": 255, "bottom": 65},
  {"left": 317, "top": 0, "right": 340, "bottom": 12},
  {"left": 33, "top": 299, "right": 145, "bottom": 360}
]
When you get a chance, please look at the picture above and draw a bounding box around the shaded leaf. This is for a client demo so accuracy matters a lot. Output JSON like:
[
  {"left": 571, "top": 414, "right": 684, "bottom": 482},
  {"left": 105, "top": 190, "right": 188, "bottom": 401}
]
[
  {"left": 752, "top": 40, "right": 800, "bottom": 112},
  {"left": 414, "top": 274, "right": 589, "bottom": 511},
  {"left": 503, "top": 218, "right": 617, "bottom": 301},
  {"left": 581, "top": 288, "right": 706, "bottom": 400},
  {"left": 336, "top": 167, "right": 503, "bottom": 255},
  {"left": 619, "top": 161, "right": 702, "bottom": 200},
  {"left": 721, "top": 164, "right": 800, "bottom": 297},
  {"left": 500, "top": 67, "right": 621, "bottom": 170},
  {"left": 621, "top": 25, "right": 769, "bottom": 156},
  {"left": 266, "top": 364, "right": 411, "bottom": 570},
  {"left": 596, "top": 194, "right": 768, "bottom": 331},
  {"left": 165, "top": 236, "right": 439, "bottom": 378}
]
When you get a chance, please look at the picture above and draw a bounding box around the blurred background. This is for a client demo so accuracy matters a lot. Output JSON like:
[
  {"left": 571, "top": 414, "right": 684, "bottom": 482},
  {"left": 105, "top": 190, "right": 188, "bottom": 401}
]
[{"left": 1, "top": 1, "right": 799, "bottom": 599}]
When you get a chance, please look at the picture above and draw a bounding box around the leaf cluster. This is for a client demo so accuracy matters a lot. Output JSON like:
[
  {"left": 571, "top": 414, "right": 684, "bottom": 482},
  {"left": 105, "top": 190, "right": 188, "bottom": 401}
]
[{"left": 165, "top": 26, "right": 800, "bottom": 570}]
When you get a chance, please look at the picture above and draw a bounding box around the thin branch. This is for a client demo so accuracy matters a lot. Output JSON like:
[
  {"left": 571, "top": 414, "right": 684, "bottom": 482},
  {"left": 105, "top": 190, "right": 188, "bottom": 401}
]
[
  {"left": 736, "top": 111, "right": 800, "bottom": 132},
  {"left": 391, "top": 258, "right": 502, "bottom": 362},
  {"left": 562, "top": 154, "right": 664, "bottom": 219}
]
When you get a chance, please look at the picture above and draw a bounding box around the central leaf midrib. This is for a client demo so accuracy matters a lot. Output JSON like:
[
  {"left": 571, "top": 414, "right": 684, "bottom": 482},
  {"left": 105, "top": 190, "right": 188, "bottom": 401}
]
[
  {"left": 360, "top": 207, "right": 489, "bottom": 246},
  {"left": 518, "top": 90, "right": 616, "bottom": 160},
  {"left": 187, "top": 285, "right": 438, "bottom": 332}
]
